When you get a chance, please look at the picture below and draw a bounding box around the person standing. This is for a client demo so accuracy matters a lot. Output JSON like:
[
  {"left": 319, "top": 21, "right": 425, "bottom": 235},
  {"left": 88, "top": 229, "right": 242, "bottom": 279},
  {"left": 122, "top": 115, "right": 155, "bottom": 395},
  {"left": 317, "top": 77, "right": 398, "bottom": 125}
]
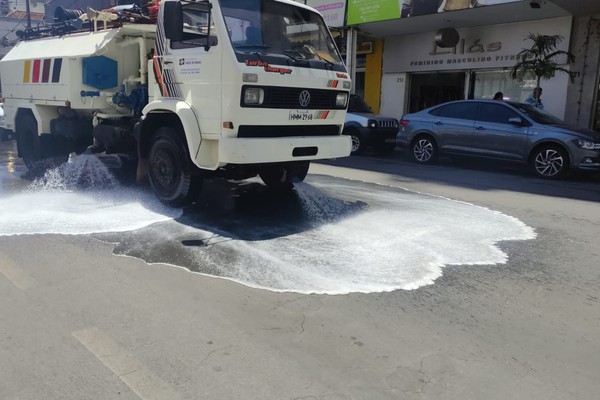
[
  {"left": 525, "top": 87, "right": 543, "bottom": 109},
  {"left": 493, "top": 92, "right": 504, "bottom": 100}
]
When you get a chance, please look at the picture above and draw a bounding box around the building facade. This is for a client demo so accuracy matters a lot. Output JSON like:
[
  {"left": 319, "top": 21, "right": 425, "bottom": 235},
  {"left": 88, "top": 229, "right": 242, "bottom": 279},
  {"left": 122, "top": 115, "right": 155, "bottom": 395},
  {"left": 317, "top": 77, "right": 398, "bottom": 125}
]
[{"left": 306, "top": 0, "right": 600, "bottom": 131}]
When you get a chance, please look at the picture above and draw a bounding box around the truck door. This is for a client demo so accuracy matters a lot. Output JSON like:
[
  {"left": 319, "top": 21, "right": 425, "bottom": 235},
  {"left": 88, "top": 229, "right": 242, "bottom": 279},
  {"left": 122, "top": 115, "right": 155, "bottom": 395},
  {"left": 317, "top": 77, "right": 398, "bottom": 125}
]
[{"left": 156, "top": 1, "right": 222, "bottom": 134}]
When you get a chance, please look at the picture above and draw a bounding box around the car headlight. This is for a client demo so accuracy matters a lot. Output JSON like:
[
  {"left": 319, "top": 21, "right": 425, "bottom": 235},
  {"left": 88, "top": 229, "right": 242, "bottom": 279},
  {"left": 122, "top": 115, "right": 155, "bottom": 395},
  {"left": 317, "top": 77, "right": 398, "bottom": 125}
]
[
  {"left": 243, "top": 88, "right": 264, "bottom": 105},
  {"left": 574, "top": 138, "right": 600, "bottom": 150},
  {"left": 336, "top": 93, "right": 348, "bottom": 108}
]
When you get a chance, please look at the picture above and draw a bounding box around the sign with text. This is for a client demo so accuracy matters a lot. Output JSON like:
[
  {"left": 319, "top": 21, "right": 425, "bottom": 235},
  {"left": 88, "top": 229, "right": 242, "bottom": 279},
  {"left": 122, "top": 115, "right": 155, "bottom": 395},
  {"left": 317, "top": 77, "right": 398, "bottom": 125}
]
[
  {"left": 383, "top": 17, "right": 572, "bottom": 72},
  {"left": 306, "top": 0, "right": 347, "bottom": 27}
]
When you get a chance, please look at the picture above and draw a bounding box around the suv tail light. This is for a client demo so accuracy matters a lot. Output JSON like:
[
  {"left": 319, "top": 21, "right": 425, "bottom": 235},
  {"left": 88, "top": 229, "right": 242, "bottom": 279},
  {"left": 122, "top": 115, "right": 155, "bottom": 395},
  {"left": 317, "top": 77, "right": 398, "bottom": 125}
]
[{"left": 400, "top": 119, "right": 409, "bottom": 127}]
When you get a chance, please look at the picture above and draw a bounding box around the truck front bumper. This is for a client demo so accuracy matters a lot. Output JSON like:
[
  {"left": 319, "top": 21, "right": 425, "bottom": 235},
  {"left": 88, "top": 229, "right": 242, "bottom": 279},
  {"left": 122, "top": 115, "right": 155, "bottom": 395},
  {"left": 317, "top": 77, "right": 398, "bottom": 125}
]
[{"left": 217, "top": 135, "right": 352, "bottom": 165}]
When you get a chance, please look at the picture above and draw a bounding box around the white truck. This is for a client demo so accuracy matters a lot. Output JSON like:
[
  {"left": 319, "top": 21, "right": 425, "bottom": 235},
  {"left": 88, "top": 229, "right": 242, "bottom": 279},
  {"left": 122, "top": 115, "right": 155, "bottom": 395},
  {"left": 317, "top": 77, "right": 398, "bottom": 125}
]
[{"left": 0, "top": 0, "right": 351, "bottom": 206}]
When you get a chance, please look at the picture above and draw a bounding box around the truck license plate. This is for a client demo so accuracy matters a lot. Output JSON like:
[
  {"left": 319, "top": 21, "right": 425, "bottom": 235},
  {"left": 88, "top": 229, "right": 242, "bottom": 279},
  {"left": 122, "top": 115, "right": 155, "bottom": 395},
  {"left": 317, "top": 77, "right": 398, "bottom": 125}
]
[{"left": 289, "top": 110, "right": 313, "bottom": 121}]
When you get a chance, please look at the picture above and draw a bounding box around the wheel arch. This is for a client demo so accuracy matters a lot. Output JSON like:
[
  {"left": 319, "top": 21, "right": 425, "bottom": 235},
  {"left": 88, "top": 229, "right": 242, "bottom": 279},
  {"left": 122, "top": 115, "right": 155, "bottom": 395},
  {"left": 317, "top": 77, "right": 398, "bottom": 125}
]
[
  {"left": 527, "top": 140, "right": 572, "bottom": 167},
  {"left": 410, "top": 131, "right": 439, "bottom": 147},
  {"left": 14, "top": 104, "right": 58, "bottom": 135},
  {"left": 140, "top": 99, "right": 202, "bottom": 163},
  {"left": 343, "top": 122, "right": 364, "bottom": 132}
]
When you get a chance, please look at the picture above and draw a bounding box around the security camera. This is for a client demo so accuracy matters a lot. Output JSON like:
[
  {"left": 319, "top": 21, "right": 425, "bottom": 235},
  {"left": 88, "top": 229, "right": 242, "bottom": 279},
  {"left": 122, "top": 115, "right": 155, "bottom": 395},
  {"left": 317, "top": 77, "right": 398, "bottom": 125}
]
[{"left": 530, "top": 0, "right": 541, "bottom": 8}]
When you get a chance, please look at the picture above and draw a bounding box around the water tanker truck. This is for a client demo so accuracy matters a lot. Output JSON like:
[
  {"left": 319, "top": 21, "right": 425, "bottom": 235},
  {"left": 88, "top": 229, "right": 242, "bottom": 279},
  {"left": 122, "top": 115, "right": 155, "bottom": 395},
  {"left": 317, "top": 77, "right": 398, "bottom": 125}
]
[{"left": 0, "top": 0, "right": 351, "bottom": 206}]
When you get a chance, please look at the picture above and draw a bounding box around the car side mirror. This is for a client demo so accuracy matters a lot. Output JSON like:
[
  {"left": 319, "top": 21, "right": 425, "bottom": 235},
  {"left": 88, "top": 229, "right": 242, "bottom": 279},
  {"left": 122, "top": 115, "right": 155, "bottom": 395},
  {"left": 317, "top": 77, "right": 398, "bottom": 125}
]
[{"left": 508, "top": 117, "right": 527, "bottom": 126}]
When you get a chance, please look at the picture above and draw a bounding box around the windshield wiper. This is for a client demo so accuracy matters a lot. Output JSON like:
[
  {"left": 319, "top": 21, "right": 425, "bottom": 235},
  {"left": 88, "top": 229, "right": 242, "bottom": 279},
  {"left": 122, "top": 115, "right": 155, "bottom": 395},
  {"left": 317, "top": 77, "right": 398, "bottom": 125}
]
[
  {"left": 282, "top": 50, "right": 309, "bottom": 65},
  {"left": 295, "top": 44, "right": 335, "bottom": 69}
]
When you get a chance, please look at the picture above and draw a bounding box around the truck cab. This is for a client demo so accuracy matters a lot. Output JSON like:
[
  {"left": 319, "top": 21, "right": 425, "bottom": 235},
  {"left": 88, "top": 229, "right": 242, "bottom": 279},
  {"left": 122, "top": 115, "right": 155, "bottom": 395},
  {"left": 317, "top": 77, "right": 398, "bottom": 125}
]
[{"left": 0, "top": 0, "right": 351, "bottom": 206}]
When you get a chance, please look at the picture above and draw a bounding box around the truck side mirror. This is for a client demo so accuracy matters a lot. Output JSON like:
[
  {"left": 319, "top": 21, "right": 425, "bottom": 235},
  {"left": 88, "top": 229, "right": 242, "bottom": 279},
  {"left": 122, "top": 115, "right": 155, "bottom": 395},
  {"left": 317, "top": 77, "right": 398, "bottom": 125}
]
[{"left": 164, "top": 1, "right": 183, "bottom": 41}]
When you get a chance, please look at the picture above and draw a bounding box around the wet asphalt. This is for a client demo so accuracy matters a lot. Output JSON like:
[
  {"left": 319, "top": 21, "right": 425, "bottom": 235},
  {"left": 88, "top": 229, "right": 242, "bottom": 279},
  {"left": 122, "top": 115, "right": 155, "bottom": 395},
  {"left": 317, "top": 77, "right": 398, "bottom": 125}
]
[{"left": 1, "top": 137, "right": 599, "bottom": 399}]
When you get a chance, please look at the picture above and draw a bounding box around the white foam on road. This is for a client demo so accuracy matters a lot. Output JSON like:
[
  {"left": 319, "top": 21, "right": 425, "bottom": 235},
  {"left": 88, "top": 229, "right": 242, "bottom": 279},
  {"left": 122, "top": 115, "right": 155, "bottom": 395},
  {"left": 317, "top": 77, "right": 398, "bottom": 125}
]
[
  {"left": 0, "top": 189, "right": 182, "bottom": 236},
  {"left": 179, "top": 182, "right": 535, "bottom": 294},
  {"left": 0, "top": 165, "right": 535, "bottom": 293},
  {"left": 0, "top": 156, "right": 182, "bottom": 235}
]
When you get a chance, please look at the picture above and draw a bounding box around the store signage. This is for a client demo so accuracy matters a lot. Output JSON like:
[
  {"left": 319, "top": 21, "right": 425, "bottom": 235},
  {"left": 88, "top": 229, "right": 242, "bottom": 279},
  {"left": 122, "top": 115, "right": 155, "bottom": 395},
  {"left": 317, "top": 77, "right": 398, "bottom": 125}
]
[
  {"left": 347, "top": 0, "right": 400, "bottom": 24},
  {"left": 305, "top": 0, "right": 347, "bottom": 27},
  {"left": 383, "top": 17, "right": 572, "bottom": 72},
  {"left": 348, "top": 0, "right": 520, "bottom": 25}
]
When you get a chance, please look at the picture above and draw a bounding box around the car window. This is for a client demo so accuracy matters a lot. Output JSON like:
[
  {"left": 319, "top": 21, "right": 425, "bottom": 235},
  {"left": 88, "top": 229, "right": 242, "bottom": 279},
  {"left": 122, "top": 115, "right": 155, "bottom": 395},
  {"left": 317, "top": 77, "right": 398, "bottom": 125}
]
[
  {"left": 478, "top": 103, "right": 521, "bottom": 124},
  {"left": 348, "top": 96, "right": 372, "bottom": 113},
  {"left": 429, "top": 102, "right": 478, "bottom": 121},
  {"left": 508, "top": 102, "right": 565, "bottom": 125}
]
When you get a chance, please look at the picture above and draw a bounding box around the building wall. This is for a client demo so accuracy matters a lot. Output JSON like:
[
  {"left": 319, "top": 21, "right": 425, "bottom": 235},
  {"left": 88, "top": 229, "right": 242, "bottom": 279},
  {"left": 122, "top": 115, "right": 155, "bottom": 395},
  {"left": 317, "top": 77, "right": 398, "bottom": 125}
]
[
  {"left": 564, "top": 15, "right": 600, "bottom": 128},
  {"left": 380, "top": 17, "right": 574, "bottom": 120}
]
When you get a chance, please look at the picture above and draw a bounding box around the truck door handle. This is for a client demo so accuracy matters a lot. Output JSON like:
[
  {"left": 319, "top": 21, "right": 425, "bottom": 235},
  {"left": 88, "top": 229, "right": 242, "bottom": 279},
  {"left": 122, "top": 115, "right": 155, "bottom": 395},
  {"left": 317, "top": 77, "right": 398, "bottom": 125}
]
[{"left": 162, "top": 59, "right": 174, "bottom": 70}]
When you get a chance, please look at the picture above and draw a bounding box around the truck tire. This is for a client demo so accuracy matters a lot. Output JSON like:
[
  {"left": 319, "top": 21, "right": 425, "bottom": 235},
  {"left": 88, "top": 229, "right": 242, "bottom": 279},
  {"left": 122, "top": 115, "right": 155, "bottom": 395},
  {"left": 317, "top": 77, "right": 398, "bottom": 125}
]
[
  {"left": 148, "top": 127, "right": 202, "bottom": 207},
  {"left": 16, "top": 113, "right": 42, "bottom": 169},
  {"left": 259, "top": 161, "right": 309, "bottom": 190}
]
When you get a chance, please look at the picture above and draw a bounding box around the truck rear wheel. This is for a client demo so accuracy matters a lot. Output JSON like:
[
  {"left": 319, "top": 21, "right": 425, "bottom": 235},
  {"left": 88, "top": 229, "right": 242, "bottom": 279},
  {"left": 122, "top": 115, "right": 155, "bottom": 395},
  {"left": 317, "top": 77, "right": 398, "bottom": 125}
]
[
  {"left": 259, "top": 161, "right": 309, "bottom": 190},
  {"left": 148, "top": 127, "right": 202, "bottom": 207},
  {"left": 16, "top": 113, "right": 42, "bottom": 169}
]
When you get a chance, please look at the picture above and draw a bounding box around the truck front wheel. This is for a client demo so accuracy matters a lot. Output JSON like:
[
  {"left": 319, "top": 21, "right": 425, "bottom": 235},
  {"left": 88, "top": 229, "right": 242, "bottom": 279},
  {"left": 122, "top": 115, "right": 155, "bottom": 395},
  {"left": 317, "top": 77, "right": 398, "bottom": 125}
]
[
  {"left": 148, "top": 128, "right": 202, "bottom": 207},
  {"left": 259, "top": 161, "right": 309, "bottom": 190}
]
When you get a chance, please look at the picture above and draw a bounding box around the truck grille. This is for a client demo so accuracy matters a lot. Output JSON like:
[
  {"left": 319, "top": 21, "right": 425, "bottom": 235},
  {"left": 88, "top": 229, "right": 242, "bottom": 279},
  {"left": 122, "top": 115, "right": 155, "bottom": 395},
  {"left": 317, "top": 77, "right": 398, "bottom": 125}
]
[
  {"left": 237, "top": 125, "right": 340, "bottom": 138},
  {"left": 242, "top": 85, "right": 347, "bottom": 110}
]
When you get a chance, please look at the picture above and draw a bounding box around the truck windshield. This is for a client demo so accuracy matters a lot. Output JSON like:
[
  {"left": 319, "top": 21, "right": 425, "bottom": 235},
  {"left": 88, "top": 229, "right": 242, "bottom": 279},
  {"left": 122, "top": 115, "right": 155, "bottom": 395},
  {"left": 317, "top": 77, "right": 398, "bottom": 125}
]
[{"left": 220, "top": 0, "right": 343, "bottom": 66}]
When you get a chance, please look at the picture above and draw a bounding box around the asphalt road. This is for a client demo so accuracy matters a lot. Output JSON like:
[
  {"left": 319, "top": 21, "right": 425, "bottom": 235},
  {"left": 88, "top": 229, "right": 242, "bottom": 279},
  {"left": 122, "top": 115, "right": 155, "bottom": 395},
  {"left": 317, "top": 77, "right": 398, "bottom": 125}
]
[{"left": 1, "top": 139, "right": 599, "bottom": 400}]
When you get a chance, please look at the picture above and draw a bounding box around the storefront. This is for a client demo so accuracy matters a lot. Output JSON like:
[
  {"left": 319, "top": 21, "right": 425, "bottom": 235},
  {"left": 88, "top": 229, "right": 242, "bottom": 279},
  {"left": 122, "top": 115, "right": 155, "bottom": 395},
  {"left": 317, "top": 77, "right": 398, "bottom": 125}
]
[{"left": 379, "top": 16, "right": 573, "bottom": 118}]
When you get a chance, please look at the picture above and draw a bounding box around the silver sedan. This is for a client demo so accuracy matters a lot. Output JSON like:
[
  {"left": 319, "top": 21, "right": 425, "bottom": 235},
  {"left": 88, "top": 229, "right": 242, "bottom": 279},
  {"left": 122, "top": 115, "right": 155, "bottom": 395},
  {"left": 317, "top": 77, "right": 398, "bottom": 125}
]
[{"left": 398, "top": 99, "right": 600, "bottom": 178}]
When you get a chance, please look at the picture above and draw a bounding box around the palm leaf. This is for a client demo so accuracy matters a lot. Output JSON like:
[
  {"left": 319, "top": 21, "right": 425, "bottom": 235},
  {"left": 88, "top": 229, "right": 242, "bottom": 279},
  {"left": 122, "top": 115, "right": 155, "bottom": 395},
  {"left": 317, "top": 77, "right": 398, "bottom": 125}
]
[{"left": 511, "top": 33, "right": 576, "bottom": 84}]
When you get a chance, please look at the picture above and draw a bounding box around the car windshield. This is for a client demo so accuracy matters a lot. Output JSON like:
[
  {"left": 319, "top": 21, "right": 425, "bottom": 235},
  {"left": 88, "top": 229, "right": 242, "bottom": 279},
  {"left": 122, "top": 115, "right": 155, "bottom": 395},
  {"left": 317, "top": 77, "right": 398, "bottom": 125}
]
[
  {"left": 220, "top": 0, "right": 342, "bottom": 64},
  {"left": 348, "top": 96, "right": 372, "bottom": 113},
  {"left": 508, "top": 102, "right": 565, "bottom": 125}
]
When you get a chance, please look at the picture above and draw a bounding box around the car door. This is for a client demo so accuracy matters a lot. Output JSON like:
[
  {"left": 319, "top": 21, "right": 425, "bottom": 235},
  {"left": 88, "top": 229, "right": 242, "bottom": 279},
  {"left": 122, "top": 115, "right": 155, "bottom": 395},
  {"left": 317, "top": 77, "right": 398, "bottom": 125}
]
[
  {"left": 429, "top": 102, "right": 478, "bottom": 154},
  {"left": 472, "top": 102, "right": 530, "bottom": 161}
]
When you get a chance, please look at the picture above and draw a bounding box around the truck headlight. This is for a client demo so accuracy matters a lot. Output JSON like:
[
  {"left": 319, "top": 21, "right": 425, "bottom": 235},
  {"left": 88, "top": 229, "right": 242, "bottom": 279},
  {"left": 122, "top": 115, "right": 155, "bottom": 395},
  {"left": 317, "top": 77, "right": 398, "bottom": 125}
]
[
  {"left": 244, "top": 88, "right": 264, "bottom": 105},
  {"left": 336, "top": 93, "right": 348, "bottom": 108}
]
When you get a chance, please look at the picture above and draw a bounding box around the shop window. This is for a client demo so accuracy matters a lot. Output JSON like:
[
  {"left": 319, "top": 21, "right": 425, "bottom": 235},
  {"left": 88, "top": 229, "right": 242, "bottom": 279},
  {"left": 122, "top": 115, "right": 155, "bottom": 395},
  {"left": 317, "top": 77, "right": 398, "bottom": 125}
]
[{"left": 472, "top": 70, "right": 533, "bottom": 102}]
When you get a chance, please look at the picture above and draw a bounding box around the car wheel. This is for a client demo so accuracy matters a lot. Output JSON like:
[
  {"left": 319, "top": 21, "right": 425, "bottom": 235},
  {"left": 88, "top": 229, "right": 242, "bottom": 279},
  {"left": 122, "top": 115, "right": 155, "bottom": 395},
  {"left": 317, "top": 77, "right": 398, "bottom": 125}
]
[
  {"left": 411, "top": 135, "right": 438, "bottom": 164},
  {"left": 148, "top": 127, "right": 202, "bottom": 207},
  {"left": 531, "top": 144, "right": 569, "bottom": 179},
  {"left": 259, "top": 161, "right": 310, "bottom": 190},
  {"left": 344, "top": 128, "right": 363, "bottom": 155}
]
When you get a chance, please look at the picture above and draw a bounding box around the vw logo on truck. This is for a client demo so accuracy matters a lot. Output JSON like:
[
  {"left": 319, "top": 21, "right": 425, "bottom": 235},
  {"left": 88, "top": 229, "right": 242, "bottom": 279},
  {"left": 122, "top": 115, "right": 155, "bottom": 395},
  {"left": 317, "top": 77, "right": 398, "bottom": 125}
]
[{"left": 299, "top": 90, "right": 311, "bottom": 107}]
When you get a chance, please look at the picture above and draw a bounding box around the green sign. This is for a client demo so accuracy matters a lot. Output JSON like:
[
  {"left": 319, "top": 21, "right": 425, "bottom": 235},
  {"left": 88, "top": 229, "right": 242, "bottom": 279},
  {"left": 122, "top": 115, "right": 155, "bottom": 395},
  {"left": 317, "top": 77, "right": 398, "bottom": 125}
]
[{"left": 347, "top": 0, "right": 401, "bottom": 25}]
